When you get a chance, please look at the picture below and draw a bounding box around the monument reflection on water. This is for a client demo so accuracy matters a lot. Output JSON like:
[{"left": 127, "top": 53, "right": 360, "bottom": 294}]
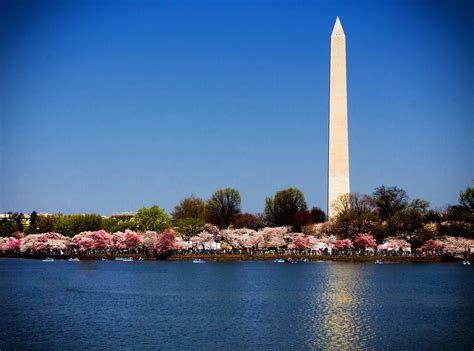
[{"left": 309, "top": 263, "right": 374, "bottom": 350}]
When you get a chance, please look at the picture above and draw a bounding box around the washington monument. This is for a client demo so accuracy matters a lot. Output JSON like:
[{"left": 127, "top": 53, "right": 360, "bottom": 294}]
[{"left": 328, "top": 17, "right": 350, "bottom": 218}]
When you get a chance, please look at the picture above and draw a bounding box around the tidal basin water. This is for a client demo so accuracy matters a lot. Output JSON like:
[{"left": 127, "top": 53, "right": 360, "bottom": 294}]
[{"left": 0, "top": 259, "right": 473, "bottom": 350}]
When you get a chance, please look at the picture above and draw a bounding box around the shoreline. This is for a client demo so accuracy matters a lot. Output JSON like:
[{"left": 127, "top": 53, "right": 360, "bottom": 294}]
[{"left": 0, "top": 253, "right": 460, "bottom": 263}]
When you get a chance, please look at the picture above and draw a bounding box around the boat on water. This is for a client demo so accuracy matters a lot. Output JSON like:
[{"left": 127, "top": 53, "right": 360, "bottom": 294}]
[
  {"left": 274, "top": 258, "right": 286, "bottom": 263},
  {"left": 374, "top": 259, "right": 383, "bottom": 265},
  {"left": 68, "top": 258, "right": 80, "bottom": 262},
  {"left": 462, "top": 260, "right": 471, "bottom": 266},
  {"left": 115, "top": 257, "right": 134, "bottom": 262},
  {"left": 42, "top": 257, "right": 54, "bottom": 262},
  {"left": 193, "top": 259, "right": 206, "bottom": 264},
  {"left": 101, "top": 257, "right": 107, "bottom": 261}
]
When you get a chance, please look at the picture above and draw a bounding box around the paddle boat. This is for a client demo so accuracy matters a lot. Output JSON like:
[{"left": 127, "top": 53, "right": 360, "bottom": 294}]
[
  {"left": 462, "top": 260, "right": 471, "bottom": 266},
  {"left": 68, "top": 257, "right": 80, "bottom": 262},
  {"left": 374, "top": 259, "right": 383, "bottom": 265},
  {"left": 274, "top": 258, "right": 286, "bottom": 263},
  {"left": 115, "top": 257, "right": 134, "bottom": 262},
  {"left": 42, "top": 257, "right": 54, "bottom": 262},
  {"left": 193, "top": 259, "right": 206, "bottom": 264},
  {"left": 286, "top": 258, "right": 298, "bottom": 264},
  {"left": 101, "top": 257, "right": 108, "bottom": 261}
]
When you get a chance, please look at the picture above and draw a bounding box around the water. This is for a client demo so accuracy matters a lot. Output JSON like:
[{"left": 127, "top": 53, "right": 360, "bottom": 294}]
[{"left": 0, "top": 259, "right": 473, "bottom": 350}]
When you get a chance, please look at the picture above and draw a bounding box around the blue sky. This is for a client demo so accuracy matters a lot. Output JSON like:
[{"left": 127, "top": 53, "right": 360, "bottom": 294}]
[{"left": 1, "top": 0, "right": 472, "bottom": 215}]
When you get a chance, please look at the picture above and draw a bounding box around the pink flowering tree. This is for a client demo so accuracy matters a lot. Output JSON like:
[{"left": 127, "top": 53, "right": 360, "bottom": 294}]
[
  {"left": 354, "top": 233, "right": 377, "bottom": 251},
  {"left": 0, "top": 237, "right": 20, "bottom": 252},
  {"left": 190, "top": 232, "right": 215, "bottom": 249},
  {"left": 141, "top": 231, "right": 159, "bottom": 252},
  {"left": 422, "top": 239, "right": 443, "bottom": 251},
  {"left": 334, "top": 239, "right": 354, "bottom": 250},
  {"left": 288, "top": 235, "right": 311, "bottom": 250},
  {"left": 377, "top": 238, "right": 411, "bottom": 252},
  {"left": 123, "top": 230, "right": 142, "bottom": 250},
  {"left": 110, "top": 232, "right": 128, "bottom": 251},
  {"left": 258, "top": 227, "right": 288, "bottom": 249},
  {"left": 441, "top": 236, "right": 473, "bottom": 255},
  {"left": 72, "top": 230, "right": 112, "bottom": 252},
  {"left": 155, "top": 229, "right": 176, "bottom": 257},
  {"left": 220, "top": 228, "right": 257, "bottom": 249},
  {"left": 21, "top": 233, "right": 70, "bottom": 253}
]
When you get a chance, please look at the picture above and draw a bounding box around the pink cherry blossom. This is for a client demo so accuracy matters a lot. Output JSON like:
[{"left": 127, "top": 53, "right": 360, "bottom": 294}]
[
  {"left": 441, "top": 236, "right": 474, "bottom": 254},
  {"left": 422, "top": 239, "right": 443, "bottom": 251},
  {"left": 155, "top": 229, "right": 176, "bottom": 254},
  {"left": 289, "top": 235, "right": 311, "bottom": 250},
  {"left": 20, "top": 233, "right": 70, "bottom": 253},
  {"left": 354, "top": 233, "right": 377, "bottom": 250},
  {"left": 334, "top": 239, "right": 353, "bottom": 250},
  {"left": 377, "top": 238, "right": 411, "bottom": 252}
]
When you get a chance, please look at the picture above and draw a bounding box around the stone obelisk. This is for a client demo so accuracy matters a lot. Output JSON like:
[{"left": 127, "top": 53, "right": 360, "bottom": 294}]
[{"left": 328, "top": 17, "right": 350, "bottom": 218}]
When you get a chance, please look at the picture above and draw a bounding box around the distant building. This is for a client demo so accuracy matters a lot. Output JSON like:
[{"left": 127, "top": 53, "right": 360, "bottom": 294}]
[
  {"left": 0, "top": 213, "right": 13, "bottom": 220},
  {"left": 111, "top": 212, "right": 135, "bottom": 220}
]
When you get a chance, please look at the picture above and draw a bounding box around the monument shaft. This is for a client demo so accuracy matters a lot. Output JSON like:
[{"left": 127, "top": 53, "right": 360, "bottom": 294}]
[{"left": 328, "top": 17, "right": 350, "bottom": 218}]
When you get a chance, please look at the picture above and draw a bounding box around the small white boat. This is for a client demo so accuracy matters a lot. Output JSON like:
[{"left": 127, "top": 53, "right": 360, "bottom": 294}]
[
  {"left": 115, "top": 257, "right": 134, "bottom": 262},
  {"left": 274, "top": 258, "right": 285, "bottom": 263},
  {"left": 462, "top": 260, "right": 471, "bottom": 266},
  {"left": 68, "top": 258, "right": 80, "bottom": 262},
  {"left": 374, "top": 259, "right": 383, "bottom": 265},
  {"left": 42, "top": 257, "right": 54, "bottom": 262},
  {"left": 193, "top": 259, "right": 206, "bottom": 264}
]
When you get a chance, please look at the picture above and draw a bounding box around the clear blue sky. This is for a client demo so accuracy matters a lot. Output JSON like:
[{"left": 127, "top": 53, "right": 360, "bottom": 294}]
[{"left": 1, "top": 0, "right": 472, "bottom": 215}]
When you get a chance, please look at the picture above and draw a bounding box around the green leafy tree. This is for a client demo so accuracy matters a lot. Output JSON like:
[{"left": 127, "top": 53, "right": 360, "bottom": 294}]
[
  {"left": 133, "top": 206, "right": 171, "bottom": 232},
  {"left": 234, "top": 213, "right": 264, "bottom": 230},
  {"left": 459, "top": 186, "right": 474, "bottom": 211},
  {"left": 332, "top": 193, "right": 377, "bottom": 240},
  {"left": 387, "top": 208, "right": 426, "bottom": 242},
  {"left": 13, "top": 213, "right": 24, "bottom": 232},
  {"left": 264, "top": 188, "right": 307, "bottom": 227},
  {"left": 310, "top": 207, "right": 326, "bottom": 223},
  {"left": 28, "top": 215, "right": 62, "bottom": 234},
  {"left": 53, "top": 214, "right": 103, "bottom": 237},
  {"left": 174, "top": 218, "right": 205, "bottom": 241},
  {"left": 171, "top": 196, "right": 207, "bottom": 222},
  {"left": 0, "top": 220, "right": 18, "bottom": 237},
  {"left": 102, "top": 217, "right": 135, "bottom": 233},
  {"left": 372, "top": 185, "right": 409, "bottom": 220},
  {"left": 26, "top": 211, "right": 38, "bottom": 234},
  {"left": 206, "top": 188, "right": 241, "bottom": 228}
]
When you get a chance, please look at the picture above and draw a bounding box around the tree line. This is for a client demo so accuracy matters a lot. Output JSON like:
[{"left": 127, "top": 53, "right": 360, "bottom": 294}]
[{"left": 1, "top": 185, "right": 472, "bottom": 246}]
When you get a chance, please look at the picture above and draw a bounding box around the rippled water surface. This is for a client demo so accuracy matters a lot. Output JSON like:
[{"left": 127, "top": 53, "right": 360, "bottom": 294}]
[{"left": 0, "top": 259, "right": 473, "bottom": 350}]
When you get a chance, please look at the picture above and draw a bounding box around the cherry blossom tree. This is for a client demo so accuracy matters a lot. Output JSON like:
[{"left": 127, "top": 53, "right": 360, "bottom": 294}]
[
  {"left": 377, "top": 238, "right": 411, "bottom": 252},
  {"left": 441, "top": 236, "right": 473, "bottom": 255},
  {"left": 141, "top": 231, "right": 158, "bottom": 251},
  {"left": 124, "top": 230, "right": 142, "bottom": 249},
  {"left": 353, "top": 233, "right": 377, "bottom": 250},
  {"left": 155, "top": 229, "right": 176, "bottom": 255},
  {"left": 21, "top": 233, "right": 70, "bottom": 253},
  {"left": 334, "top": 239, "right": 353, "bottom": 250},
  {"left": 288, "top": 235, "right": 311, "bottom": 250},
  {"left": 422, "top": 239, "right": 443, "bottom": 251},
  {"left": 72, "top": 230, "right": 112, "bottom": 251},
  {"left": 0, "top": 237, "right": 20, "bottom": 252}
]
